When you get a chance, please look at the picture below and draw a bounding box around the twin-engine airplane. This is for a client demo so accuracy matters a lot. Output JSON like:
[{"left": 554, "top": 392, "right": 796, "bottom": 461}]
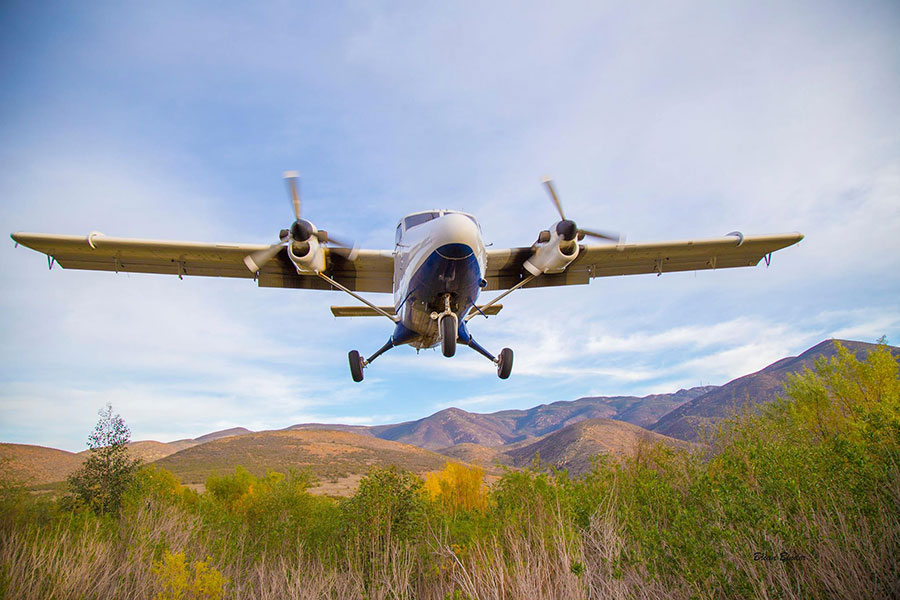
[{"left": 11, "top": 173, "right": 803, "bottom": 382}]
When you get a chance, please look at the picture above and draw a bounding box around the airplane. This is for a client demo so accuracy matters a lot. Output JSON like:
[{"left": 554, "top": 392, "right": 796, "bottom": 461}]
[{"left": 11, "top": 173, "right": 803, "bottom": 382}]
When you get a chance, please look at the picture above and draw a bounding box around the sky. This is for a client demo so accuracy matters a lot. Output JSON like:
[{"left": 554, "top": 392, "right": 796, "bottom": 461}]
[{"left": 1, "top": 1, "right": 898, "bottom": 452}]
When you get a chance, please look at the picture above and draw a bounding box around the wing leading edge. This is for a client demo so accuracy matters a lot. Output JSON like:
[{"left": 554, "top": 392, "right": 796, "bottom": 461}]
[
  {"left": 10, "top": 232, "right": 394, "bottom": 293},
  {"left": 484, "top": 232, "right": 803, "bottom": 290}
]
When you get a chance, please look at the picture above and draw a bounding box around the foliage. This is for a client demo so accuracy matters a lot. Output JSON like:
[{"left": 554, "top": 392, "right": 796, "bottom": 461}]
[
  {"left": 424, "top": 461, "right": 487, "bottom": 515},
  {"left": 340, "top": 465, "right": 428, "bottom": 544},
  {"left": 66, "top": 403, "right": 141, "bottom": 513},
  {"left": 152, "top": 549, "right": 227, "bottom": 600}
]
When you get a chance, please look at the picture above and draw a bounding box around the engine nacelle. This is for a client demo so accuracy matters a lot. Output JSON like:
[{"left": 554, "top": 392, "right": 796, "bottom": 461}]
[
  {"left": 287, "top": 226, "right": 326, "bottom": 273},
  {"left": 523, "top": 223, "right": 580, "bottom": 275}
]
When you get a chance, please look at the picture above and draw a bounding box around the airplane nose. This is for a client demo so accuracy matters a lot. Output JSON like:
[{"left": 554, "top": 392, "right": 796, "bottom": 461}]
[{"left": 433, "top": 213, "right": 481, "bottom": 247}]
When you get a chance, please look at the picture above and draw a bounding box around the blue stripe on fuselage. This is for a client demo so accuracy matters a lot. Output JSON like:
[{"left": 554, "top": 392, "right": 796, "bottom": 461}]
[{"left": 399, "top": 243, "right": 481, "bottom": 338}]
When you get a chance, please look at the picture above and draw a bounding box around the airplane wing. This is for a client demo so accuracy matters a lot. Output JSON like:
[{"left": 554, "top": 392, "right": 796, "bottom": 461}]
[
  {"left": 10, "top": 232, "right": 395, "bottom": 293},
  {"left": 484, "top": 232, "right": 803, "bottom": 290}
]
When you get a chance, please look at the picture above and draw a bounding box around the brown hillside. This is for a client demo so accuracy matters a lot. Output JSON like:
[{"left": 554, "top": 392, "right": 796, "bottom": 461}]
[
  {"left": 506, "top": 418, "right": 690, "bottom": 476},
  {"left": 652, "top": 339, "right": 900, "bottom": 440},
  {"left": 193, "top": 427, "right": 253, "bottom": 443},
  {"left": 436, "top": 443, "right": 513, "bottom": 468},
  {"left": 153, "top": 429, "right": 450, "bottom": 487},
  {"left": 373, "top": 408, "right": 515, "bottom": 449},
  {"left": 126, "top": 440, "right": 197, "bottom": 462},
  {"left": 0, "top": 443, "right": 84, "bottom": 485}
]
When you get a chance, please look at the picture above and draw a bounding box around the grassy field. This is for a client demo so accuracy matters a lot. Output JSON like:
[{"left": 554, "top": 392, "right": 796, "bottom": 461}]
[{"left": 1, "top": 342, "right": 898, "bottom": 599}]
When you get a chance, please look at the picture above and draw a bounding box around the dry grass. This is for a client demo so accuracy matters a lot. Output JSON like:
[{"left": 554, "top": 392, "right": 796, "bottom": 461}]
[{"left": 3, "top": 489, "right": 898, "bottom": 600}]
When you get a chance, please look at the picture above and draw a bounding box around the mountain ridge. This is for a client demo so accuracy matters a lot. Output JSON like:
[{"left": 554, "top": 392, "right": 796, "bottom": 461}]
[{"left": 651, "top": 339, "right": 899, "bottom": 440}]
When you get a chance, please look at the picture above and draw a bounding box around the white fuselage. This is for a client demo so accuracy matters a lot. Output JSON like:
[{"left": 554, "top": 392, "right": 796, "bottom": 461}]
[{"left": 390, "top": 211, "right": 487, "bottom": 349}]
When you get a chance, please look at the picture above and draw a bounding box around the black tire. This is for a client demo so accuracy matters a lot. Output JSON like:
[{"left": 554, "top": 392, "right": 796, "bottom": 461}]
[
  {"left": 440, "top": 314, "right": 457, "bottom": 358},
  {"left": 348, "top": 350, "right": 364, "bottom": 382},
  {"left": 497, "top": 347, "right": 513, "bottom": 379}
]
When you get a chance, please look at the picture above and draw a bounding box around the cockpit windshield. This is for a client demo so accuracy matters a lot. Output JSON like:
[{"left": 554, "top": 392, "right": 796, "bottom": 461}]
[{"left": 404, "top": 212, "right": 440, "bottom": 230}]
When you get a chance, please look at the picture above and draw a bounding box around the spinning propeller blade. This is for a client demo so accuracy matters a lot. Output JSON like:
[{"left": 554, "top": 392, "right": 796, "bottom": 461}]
[
  {"left": 578, "top": 227, "right": 621, "bottom": 243},
  {"left": 541, "top": 176, "right": 566, "bottom": 221},
  {"left": 283, "top": 170, "right": 301, "bottom": 221},
  {"left": 540, "top": 176, "right": 623, "bottom": 244},
  {"left": 244, "top": 242, "right": 285, "bottom": 273}
]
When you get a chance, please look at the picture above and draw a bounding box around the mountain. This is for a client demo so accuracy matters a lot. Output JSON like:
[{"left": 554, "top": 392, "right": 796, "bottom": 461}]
[
  {"left": 0, "top": 443, "right": 84, "bottom": 485},
  {"left": 289, "top": 387, "right": 712, "bottom": 451},
  {"left": 153, "top": 429, "right": 450, "bottom": 488},
  {"left": 652, "top": 339, "right": 899, "bottom": 441},
  {"left": 371, "top": 407, "right": 517, "bottom": 448},
  {"left": 504, "top": 418, "right": 691, "bottom": 476}
]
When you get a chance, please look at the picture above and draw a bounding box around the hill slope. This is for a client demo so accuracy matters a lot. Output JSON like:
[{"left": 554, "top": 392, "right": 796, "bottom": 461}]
[
  {"left": 652, "top": 339, "right": 899, "bottom": 440},
  {"left": 505, "top": 419, "right": 690, "bottom": 476},
  {"left": 0, "top": 443, "right": 84, "bottom": 485},
  {"left": 153, "top": 429, "right": 451, "bottom": 486}
]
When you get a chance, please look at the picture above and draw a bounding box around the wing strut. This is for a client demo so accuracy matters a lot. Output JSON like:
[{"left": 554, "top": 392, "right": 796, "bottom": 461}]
[
  {"left": 464, "top": 273, "right": 537, "bottom": 322},
  {"left": 313, "top": 271, "right": 399, "bottom": 322}
]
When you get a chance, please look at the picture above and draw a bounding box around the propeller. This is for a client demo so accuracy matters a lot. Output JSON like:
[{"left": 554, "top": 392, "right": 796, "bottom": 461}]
[
  {"left": 242, "top": 171, "right": 358, "bottom": 272},
  {"left": 540, "top": 176, "right": 623, "bottom": 243}
]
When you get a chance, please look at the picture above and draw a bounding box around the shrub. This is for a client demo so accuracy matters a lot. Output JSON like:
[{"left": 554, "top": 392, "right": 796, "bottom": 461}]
[
  {"left": 340, "top": 465, "right": 428, "bottom": 545},
  {"left": 152, "top": 549, "right": 227, "bottom": 600}
]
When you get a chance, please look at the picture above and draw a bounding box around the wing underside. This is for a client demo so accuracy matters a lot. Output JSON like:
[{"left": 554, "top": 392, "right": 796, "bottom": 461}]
[
  {"left": 484, "top": 233, "right": 803, "bottom": 290},
  {"left": 12, "top": 231, "right": 802, "bottom": 294},
  {"left": 10, "top": 233, "right": 395, "bottom": 293}
]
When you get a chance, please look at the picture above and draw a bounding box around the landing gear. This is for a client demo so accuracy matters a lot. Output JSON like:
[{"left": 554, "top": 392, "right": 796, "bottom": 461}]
[
  {"left": 349, "top": 337, "right": 397, "bottom": 383},
  {"left": 457, "top": 319, "right": 514, "bottom": 380},
  {"left": 497, "top": 347, "right": 514, "bottom": 379},
  {"left": 440, "top": 314, "right": 458, "bottom": 358},
  {"left": 348, "top": 350, "right": 365, "bottom": 382},
  {"left": 432, "top": 294, "right": 459, "bottom": 358}
]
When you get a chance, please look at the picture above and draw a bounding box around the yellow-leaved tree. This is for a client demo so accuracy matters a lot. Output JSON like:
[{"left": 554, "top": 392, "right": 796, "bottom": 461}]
[
  {"left": 424, "top": 461, "right": 487, "bottom": 514},
  {"left": 152, "top": 549, "right": 227, "bottom": 600}
]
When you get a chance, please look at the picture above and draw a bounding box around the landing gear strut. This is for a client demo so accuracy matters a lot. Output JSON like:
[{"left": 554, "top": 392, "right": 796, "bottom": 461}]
[{"left": 458, "top": 319, "right": 514, "bottom": 379}]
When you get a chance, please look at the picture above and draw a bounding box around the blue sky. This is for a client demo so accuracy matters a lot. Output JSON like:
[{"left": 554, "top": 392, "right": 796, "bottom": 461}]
[{"left": 2, "top": 1, "right": 898, "bottom": 452}]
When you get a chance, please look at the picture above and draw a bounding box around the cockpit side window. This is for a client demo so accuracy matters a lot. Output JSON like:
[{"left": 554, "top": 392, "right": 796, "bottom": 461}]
[{"left": 404, "top": 212, "right": 439, "bottom": 230}]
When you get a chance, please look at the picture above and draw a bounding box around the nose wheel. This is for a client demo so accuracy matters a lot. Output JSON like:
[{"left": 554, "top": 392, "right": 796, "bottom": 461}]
[
  {"left": 432, "top": 294, "right": 459, "bottom": 358},
  {"left": 440, "top": 313, "right": 458, "bottom": 357}
]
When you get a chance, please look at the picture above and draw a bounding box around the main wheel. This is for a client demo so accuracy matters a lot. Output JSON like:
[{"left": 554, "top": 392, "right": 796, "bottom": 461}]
[
  {"left": 440, "top": 314, "right": 457, "bottom": 358},
  {"left": 348, "top": 350, "right": 364, "bottom": 382},
  {"left": 497, "top": 347, "right": 513, "bottom": 379}
]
